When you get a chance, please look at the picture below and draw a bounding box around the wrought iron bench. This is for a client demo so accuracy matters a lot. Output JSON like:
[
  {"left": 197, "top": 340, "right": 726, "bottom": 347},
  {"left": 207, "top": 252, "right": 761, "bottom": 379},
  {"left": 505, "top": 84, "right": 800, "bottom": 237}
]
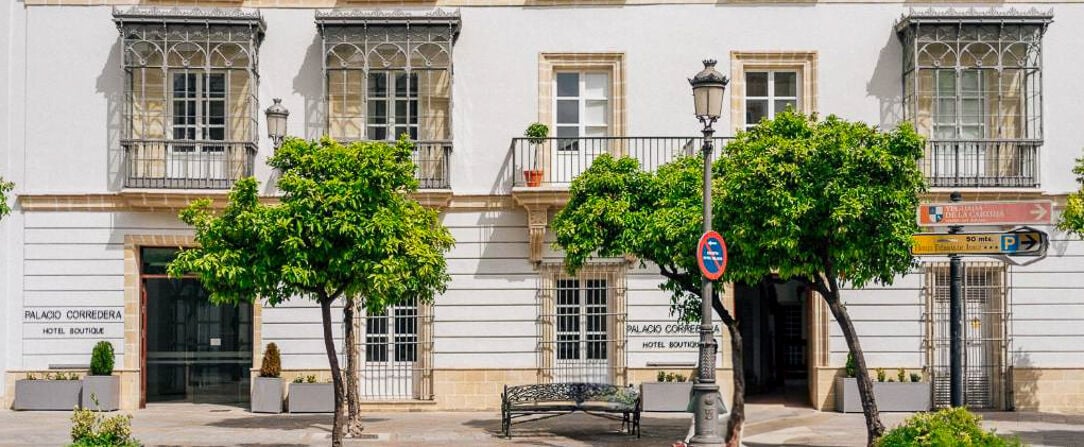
[{"left": 500, "top": 382, "right": 641, "bottom": 438}]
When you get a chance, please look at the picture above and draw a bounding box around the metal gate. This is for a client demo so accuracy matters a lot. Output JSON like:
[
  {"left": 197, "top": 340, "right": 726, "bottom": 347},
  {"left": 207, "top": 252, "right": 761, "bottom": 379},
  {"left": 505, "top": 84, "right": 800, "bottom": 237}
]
[
  {"left": 360, "top": 300, "right": 433, "bottom": 400},
  {"left": 924, "top": 261, "right": 1009, "bottom": 409},
  {"left": 537, "top": 263, "right": 628, "bottom": 385}
]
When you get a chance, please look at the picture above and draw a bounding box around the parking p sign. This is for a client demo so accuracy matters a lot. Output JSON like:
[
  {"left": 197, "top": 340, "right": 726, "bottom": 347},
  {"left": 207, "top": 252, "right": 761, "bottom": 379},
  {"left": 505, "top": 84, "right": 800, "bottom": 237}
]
[{"left": 697, "top": 231, "right": 728, "bottom": 281}]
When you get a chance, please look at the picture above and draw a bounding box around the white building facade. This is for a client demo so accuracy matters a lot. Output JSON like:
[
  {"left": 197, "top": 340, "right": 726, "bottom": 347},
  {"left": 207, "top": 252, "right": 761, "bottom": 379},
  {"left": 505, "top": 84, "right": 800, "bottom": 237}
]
[{"left": 1, "top": 0, "right": 1082, "bottom": 413}]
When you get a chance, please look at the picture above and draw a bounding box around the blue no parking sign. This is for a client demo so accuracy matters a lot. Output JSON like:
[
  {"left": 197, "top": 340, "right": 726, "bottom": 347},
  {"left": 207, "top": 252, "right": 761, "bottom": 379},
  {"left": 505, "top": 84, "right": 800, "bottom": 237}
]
[{"left": 697, "top": 231, "right": 728, "bottom": 281}]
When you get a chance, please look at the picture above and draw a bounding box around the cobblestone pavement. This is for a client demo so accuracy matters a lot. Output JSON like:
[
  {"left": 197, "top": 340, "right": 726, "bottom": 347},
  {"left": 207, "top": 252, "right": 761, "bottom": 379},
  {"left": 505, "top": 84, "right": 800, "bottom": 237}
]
[{"left": 0, "top": 402, "right": 1082, "bottom": 446}]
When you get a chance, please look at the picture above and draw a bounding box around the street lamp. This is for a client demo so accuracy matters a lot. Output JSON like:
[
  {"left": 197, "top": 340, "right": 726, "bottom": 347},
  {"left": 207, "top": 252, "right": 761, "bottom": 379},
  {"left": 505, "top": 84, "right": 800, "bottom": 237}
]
[
  {"left": 265, "top": 98, "right": 290, "bottom": 149},
  {"left": 688, "top": 59, "right": 728, "bottom": 447}
]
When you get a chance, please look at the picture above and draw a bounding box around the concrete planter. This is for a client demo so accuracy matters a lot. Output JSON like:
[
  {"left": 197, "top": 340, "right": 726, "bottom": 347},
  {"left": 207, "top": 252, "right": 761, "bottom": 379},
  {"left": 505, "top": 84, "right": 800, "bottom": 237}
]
[
  {"left": 836, "top": 378, "right": 932, "bottom": 413},
  {"left": 288, "top": 383, "right": 334, "bottom": 413},
  {"left": 641, "top": 382, "right": 694, "bottom": 412},
  {"left": 81, "top": 376, "right": 119, "bottom": 411},
  {"left": 13, "top": 380, "right": 82, "bottom": 411},
  {"left": 251, "top": 377, "right": 284, "bottom": 414}
]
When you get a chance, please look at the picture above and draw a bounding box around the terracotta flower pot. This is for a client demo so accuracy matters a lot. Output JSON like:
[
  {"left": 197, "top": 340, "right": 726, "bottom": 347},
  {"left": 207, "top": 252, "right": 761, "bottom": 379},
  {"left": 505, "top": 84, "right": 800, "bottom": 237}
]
[{"left": 524, "top": 169, "right": 544, "bottom": 187}]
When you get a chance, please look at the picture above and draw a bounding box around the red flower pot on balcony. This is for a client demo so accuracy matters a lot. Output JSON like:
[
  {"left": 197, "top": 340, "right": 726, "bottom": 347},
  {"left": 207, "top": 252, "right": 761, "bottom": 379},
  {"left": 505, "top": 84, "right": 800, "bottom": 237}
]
[{"left": 524, "top": 169, "right": 544, "bottom": 187}]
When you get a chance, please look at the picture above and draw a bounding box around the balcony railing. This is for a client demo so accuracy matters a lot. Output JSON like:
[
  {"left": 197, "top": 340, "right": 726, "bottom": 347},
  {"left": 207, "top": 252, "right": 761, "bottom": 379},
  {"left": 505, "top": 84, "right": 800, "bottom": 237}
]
[
  {"left": 123, "top": 139, "right": 256, "bottom": 189},
  {"left": 124, "top": 139, "right": 451, "bottom": 190},
  {"left": 922, "top": 139, "right": 1041, "bottom": 188},
  {"left": 510, "top": 137, "right": 729, "bottom": 188},
  {"left": 410, "top": 141, "right": 452, "bottom": 189}
]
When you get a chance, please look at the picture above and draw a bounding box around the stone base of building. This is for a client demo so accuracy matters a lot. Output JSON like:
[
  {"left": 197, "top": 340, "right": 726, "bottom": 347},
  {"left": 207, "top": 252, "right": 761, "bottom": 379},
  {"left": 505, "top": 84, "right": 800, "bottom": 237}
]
[
  {"left": 4, "top": 367, "right": 735, "bottom": 412},
  {"left": 1011, "top": 367, "right": 1084, "bottom": 412}
]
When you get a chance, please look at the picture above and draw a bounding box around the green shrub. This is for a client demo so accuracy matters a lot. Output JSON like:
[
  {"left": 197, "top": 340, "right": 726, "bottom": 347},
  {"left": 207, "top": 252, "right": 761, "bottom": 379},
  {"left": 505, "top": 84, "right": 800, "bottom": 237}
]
[
  {"left": 656, "top": 371, "right": 667, "bottom": 382},
  {"left": 876, "top": 368, "right": 886, "bottom": 382},
  {"left": 90, "top": 342, "right": 114, "bottom": 376},
  {"left": 876, "top": 407, "right": 1022, "bottom": 447},
  {"left": 259, "top": 343, "right": 281, "bottom": 378},
  {"left": 524, "top": 122, "right": 549, "bottom": 144},
  {"left": 897, "top": 368, "right": 906, "bottom": 382},
  {"left": 911, "top": 372, "right": 923, "bottom": 383},
  {"left": 845, "top": 352, "right": 857, "bottom": 378},
  {"left": 69, "top": 407, "right": 140, "bottom": 447}
]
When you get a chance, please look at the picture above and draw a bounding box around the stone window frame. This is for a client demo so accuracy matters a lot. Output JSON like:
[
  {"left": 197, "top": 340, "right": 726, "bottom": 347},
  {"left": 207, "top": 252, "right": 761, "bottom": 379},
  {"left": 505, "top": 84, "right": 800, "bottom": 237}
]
[
  {"left": 536, "top": 261, "right": 628, "bottom": 385},
  {"left": 729, "top": 51, "right": 818, "bottom": 133},
  {"left": 534, "top": 53, "right": 626, "bottom": 184},
  {"left": 122, "top": 234, "right": 264, "bottom": 409}
]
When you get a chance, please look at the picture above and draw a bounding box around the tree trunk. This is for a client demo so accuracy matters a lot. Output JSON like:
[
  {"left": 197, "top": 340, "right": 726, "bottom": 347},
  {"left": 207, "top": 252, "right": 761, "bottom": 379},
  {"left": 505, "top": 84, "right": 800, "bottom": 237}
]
[
  {"left": 319, "top": 297, "right": 347, "bottom": 447},
  {"left": 343, "top": 296, "right": 364, "bottom": 436},
  {"left": 822, "top": 286, "right": 884, "bottom": 445},
  {"left": 711, "top": 290, "right": 744, "bottom": 447}
]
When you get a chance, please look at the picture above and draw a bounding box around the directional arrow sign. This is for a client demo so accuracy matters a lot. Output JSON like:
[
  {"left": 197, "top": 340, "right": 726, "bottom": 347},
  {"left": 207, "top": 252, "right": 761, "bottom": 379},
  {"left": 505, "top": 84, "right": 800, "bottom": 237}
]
[
  {"left": 911, "top": 229, "right": 1047, "bottom": 256},
  {"left": 918, "top": 201, "right": 1053, "bottom": 227}
]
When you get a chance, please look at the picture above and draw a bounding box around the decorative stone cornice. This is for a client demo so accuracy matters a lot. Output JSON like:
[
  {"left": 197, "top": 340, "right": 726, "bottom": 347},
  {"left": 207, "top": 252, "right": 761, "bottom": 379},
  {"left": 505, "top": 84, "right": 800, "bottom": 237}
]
[{"left": 511, "top": 187, "right": 571, "bottom": 263}]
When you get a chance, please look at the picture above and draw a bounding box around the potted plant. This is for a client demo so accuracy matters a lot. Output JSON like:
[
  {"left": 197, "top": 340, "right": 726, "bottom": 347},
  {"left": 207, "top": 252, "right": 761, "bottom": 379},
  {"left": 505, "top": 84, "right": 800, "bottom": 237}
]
[
  {"left": 251, "top": 343, "right": 284, "bottom": 413},
  {"left": 14, "top": 371, "right": 82, "bottom": 410},
  {"left": 522, "top": 122, "right": 548, "bottom": 187},
  {"left": 81, "top": 341, "right": 119, "bottom": 411},
  {"left": 836, "top": 354, "right": 931, "bottom": 413},
  {"left": 288, "top": 375, "right": 334, "bottom": 413},
  {"left": 640, "top": 371, "right": 695, "bottom": 412}
]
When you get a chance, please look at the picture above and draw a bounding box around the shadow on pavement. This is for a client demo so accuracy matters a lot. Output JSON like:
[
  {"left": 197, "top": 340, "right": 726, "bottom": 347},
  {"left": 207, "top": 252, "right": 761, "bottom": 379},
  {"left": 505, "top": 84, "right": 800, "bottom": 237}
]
[
  {"left": 745, "top": 443, "right": 842, "bottom": 447},
  {"left": 999, "top": 429, "right": 1083, "bottom": 447},
  {"left": 204, "top": 413, "right": 332, "bottom": 431},
  {"left": 461, "top": 414, "right": 691, "bottom": 446}
]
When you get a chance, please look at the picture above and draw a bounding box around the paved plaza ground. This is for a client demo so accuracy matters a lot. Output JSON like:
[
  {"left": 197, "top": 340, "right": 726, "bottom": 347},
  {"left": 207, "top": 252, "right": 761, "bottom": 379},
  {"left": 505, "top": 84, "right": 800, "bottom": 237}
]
[{"left": 2, "top": 400, "right": 1083, "bottom": 447}]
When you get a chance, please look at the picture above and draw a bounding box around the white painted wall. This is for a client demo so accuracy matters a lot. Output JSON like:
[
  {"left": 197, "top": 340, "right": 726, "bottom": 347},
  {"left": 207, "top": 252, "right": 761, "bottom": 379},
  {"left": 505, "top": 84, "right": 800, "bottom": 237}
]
[{"left": 3, "top": 3, "right": 1084, "bottom": 395}]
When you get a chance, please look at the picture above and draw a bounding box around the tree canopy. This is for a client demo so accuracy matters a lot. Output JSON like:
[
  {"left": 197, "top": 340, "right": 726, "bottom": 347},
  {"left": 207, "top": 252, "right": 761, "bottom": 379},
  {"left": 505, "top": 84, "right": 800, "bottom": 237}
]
[
  {"left": 168, "top": 137, "right": 454, "bottom": 311},
  {"left": 167, "top": 137, "right": 454, "bottom": 446},
  {"left": 1056, "top": 156, "right": 1084, "bottom": 238},
  {"left": 553, "top": 154, "right": 709, "bottom": 318},
  {"left": 715, "top": 110, "right": 926, "bottom": 290}
]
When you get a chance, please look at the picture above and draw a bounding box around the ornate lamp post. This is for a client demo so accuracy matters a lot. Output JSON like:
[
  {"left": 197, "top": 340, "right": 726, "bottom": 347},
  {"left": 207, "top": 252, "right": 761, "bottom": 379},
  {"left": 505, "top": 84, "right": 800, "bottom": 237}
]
[
  {"left": 688, "top": 59, "right": 728, "bottom": 447},
  {"left": 265, "top": 98, "right": 290, "bottom": 149}
]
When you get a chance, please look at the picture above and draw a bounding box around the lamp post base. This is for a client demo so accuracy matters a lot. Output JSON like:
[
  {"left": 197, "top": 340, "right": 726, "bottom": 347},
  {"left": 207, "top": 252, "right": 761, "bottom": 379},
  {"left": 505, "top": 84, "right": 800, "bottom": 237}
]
[{"left": 688, "top": 382, "right": 725, "bottom": 447}]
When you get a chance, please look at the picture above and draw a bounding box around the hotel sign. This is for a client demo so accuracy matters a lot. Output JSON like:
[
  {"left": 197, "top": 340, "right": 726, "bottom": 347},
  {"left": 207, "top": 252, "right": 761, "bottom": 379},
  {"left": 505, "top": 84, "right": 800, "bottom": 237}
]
[
  {"left": 919, "top": 201, "right": 1053, "bottom": 227},
  {"left": 24, "top": 307, "right": 123, "bottom": 337}
]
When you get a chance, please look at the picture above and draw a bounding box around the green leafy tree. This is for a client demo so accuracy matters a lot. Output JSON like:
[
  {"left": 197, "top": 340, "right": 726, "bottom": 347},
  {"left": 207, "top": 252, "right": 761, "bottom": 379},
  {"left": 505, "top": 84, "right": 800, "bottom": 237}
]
[
  {"left": 715, "top": 110, "right": 926, "bottom": 445},
  {"left": 1057, "top": 156, "right": 1084, "bottom": 238},
  {"left": 552, "top": 153, "right": 751, "bottom": 446},
  {"left": 168, "top": 137, "right": 454, "bottom": 447},
  {"left": 0, "top": 177, "right": 13, "bottom": 220}
]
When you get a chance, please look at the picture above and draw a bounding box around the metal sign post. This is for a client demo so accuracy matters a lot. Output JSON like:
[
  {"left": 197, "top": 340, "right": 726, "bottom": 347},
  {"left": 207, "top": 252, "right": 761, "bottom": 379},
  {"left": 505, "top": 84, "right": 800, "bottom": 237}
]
[
  {"left": 948, "top": 193, "right": 963, "bottom": 408},
  {"left": 913, "top": 194, "right": 1051, "bottom": 408}
]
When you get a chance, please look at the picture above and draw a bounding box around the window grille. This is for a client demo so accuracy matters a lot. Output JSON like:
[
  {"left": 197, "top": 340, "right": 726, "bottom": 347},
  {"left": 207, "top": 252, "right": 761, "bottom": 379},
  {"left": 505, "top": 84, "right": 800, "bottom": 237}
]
[
  {"left": 924, "top": 261, "right": 1009, "bottom": 409},
  {"left": 360, "top": 300, "right": 433, "bottom": 400},
  {"left": 897, "top": 9, "right": 1051, "bottom": 187},
  {"left": 538, "top": 263, "right": 627, "bottom": 385},
  {"left": 316, "top": 10, "right": 458, "bottom": 189},
  {"left": 113, "top": 7, "right": 262, "bottom": 189}
]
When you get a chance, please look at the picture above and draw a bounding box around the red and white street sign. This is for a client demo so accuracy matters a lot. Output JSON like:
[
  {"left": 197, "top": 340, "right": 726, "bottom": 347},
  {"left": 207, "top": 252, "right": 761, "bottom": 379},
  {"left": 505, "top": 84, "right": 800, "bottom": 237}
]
[{"left": 918, "top": 201, "right": 1053, "bottom": 227}]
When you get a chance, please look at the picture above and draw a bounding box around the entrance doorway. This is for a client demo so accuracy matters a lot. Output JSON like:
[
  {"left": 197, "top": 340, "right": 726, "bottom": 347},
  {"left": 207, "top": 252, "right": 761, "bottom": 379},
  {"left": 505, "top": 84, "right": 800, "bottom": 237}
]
[
  {"left": 140, "top": 247, "right": 253, "bottom": 407},
  {"left": 735, "top": 278, "right": 810, "bottom": 405}
]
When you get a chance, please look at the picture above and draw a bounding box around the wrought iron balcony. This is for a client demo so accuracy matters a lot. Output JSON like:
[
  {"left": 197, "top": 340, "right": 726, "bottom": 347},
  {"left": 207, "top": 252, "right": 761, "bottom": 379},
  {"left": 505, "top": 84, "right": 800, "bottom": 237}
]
[
  {"left": 922, "top": 139, "right": 1041, "bottom": 188},
  {"left": 409, "top": 141, "right": 452, "bottom": 189},
  {"left": 510, "top": 136, "right": 729, "bottom": 188},
  {"left": 123, "top": 139, "right": 256, "bottom": 189},
  {"left": 123, "top": 139, "right": 451, "bottom": 190}
]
